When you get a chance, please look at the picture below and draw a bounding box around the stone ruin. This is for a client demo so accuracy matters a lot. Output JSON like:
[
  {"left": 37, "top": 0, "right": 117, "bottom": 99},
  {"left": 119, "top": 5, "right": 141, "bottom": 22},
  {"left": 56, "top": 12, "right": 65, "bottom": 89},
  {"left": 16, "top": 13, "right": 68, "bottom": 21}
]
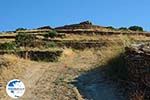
[
  {"left": 37, "top": 26, "right": 53, "bottom": 30},
  {"left": 55, "top": 21, "right": 105, "bottom": 30},
  {"left": 79, "top": 20, "right": 92, "bottom": 25},
  {"left": 125, "top": 43, "right": 150, "bottom": 99}
]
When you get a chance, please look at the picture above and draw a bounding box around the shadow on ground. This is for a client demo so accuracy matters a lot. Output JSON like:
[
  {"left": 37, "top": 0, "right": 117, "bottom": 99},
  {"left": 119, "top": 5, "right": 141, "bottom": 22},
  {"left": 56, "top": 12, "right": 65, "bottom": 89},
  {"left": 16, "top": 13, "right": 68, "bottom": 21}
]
[{"left": 72, "top": 54, "right": 128, "bottom": 100}]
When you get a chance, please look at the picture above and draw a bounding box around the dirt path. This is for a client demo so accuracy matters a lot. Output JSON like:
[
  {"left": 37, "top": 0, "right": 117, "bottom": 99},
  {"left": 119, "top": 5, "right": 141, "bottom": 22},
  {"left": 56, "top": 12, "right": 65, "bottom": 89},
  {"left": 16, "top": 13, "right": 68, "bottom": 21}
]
[
  {"left": 3, "top": 62, "right": 50, "bottom": 100},
  {"left": 2, "top": 49, "right": 127, "bottom": 100},
  {"left": 20, "top": 62, "right": 50, "bottom": 100},
  {"left": 30, "top": 62, "right": 79, "bottom": 100},
  {"left": 74, "top": 68, "right": 127, "bottom": 100},
  {"left": 3, "top": 61, "right": 81, "bottom": 100}
]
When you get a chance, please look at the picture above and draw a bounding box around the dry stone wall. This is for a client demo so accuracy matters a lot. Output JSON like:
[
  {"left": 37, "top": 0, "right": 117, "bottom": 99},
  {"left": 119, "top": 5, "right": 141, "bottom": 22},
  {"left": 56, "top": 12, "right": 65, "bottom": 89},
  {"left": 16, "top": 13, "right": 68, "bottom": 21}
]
[{"left": 125, "top": 43, "right": 150, "bottom": 99}]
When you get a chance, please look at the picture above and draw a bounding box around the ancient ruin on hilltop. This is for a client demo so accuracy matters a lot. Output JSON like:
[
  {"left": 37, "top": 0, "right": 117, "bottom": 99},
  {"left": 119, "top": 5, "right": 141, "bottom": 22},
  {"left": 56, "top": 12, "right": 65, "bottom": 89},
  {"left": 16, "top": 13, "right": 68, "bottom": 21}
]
[
  {"left": 55, "top": 21, "right": 105, "bottom": 30},
  {"left": 37, "top": 26, "right": 53, "bottom": 30}
]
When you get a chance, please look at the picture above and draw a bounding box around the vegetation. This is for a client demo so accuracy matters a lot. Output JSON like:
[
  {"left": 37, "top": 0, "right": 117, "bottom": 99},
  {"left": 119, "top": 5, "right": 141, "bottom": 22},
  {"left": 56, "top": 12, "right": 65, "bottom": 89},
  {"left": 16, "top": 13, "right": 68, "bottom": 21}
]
[
  {"left": 0, "top": 42, "right": 16, "bottom": 50},
  {"left": 105, "top": 25, "right": 144, "bottom": 32},
  {"left": 45, "top": 42, "right": 57, "bottom": 48},
  {"left": 118, "top": 27, "right": 128, "bottom": 31},
  {"left": 0, "top": 29, "right": 149, "bottom": 99},
  {"left": 128, "top": 26, "right": 143, "bottom": 31},
  {"left": 15, "top": 32, "right": 36, "bottom": 47},
  {"left": 44, "top": 30, "right": 57, "bottom": 39},
  {"left": 16, "top": 28, "right": 27, "bottom": 31},
  {"left": 106, "top": 26, "right": 116, "bottom": 30}
]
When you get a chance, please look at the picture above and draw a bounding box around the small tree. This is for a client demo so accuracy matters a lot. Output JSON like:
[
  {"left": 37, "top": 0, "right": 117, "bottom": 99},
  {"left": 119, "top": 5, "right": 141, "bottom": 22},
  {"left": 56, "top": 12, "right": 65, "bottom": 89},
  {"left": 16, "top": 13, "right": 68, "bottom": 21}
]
[
  {"left": 44, "top": 30, "right": 57, "bottom": 39},
  {"left": 118, "top": 27, "right": 128, "bottom": 31},
  {"left": 128, "top": 26, "right": 143, "bottom": 31},
  {"left": 0, "top": 42, "right": 16, "bottom": 50},
  {"left": 45, "top": 42, "right": 57, "bottom": 48},
  {"left": 16, "top": 28, "right": 27, "bottom": 31},
  {"left": 15, "top": 32, "right": 36, "bottom": 47},
  {"left": 106, "top": 26, "right": 116, "bottom": 30}
]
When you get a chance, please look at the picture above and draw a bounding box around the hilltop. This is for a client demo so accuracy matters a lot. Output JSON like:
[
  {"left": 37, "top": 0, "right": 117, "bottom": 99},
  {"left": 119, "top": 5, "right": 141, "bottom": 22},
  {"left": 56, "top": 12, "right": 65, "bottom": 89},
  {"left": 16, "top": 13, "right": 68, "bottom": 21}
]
[{"left": 0, "top": 21, "right": 149, "bottom": 34}]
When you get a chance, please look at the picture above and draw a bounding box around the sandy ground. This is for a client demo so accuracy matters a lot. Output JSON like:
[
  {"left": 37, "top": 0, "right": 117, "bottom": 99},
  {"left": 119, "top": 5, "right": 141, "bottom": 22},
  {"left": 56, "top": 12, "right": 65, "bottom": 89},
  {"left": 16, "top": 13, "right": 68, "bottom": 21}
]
[{"left": 1, "top": 49, "right": 126, "bottom": 100}]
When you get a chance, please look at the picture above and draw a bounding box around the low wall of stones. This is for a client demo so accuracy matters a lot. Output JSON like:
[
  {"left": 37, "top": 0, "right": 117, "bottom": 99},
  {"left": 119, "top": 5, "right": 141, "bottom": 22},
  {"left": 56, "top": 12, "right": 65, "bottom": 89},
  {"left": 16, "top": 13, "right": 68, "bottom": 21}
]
[
  {"left": 57, "top": 41, "right": 106, "bottom": 49},
  {"left": 0, "top": 50, "right": 63, "bottom": 62},
  {"left": 125, "top": 43, "right": 150, "bottom": 99},
  {"left": 43, "top": 40, "right": 107, "bottom": 49}
]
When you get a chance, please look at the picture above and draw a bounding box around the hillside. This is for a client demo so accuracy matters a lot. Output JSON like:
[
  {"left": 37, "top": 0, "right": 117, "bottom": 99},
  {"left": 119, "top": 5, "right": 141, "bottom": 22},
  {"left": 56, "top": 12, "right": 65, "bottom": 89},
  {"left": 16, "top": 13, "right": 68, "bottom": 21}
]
[{"left": 0, "top": 21, "right": 150, "bottom": 100}]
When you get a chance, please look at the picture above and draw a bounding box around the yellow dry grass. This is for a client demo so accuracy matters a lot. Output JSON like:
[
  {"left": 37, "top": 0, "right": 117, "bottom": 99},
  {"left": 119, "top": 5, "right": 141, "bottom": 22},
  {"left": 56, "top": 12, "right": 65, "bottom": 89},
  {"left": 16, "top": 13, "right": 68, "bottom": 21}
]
[
  {"left": 0, "top": 39, "right": 15, "bottom": 43},
  {"left": 59, "top": 48, "right": 101, "bottom": 70},
  {"left": 0, "top": 54, "right": 31, "bottom": 98},
  {"left": 57, "top": 34, "right": 150, "bottom": 41},
  {"left": 57, "top": 34, "right": 150, "bottom": 71},
  {"left": 0, "top": 33, "right": 150, "bottom": 99}
]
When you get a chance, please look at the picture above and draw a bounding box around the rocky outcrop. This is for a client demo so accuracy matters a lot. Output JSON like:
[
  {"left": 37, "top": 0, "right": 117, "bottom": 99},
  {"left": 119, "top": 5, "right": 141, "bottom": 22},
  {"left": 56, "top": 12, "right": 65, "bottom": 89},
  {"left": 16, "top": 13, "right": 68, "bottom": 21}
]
[{"left": 125, "top": 43, "right": 150, "bottom": 99}]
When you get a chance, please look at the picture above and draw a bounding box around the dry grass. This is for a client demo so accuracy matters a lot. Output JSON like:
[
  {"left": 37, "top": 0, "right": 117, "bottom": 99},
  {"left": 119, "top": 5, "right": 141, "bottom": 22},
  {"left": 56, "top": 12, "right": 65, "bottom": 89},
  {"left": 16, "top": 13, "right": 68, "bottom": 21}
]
[
  {"left": 0, "top": 54, "right": 31, "bottom": 99},
  {"left": 58, "top": 34, "right": 150, "bottom": 71},
  {"left": 56, "top": 34, "right": 150, "bottom": 41},
  {"left": 0, "top": 39, "right": 15, "bottom": 43},
  {"left": 0, "top": 34, "right": 150, "bottom": 99},
  {"left": 59, "top": 48, "right": 102, "bottom": 70}
]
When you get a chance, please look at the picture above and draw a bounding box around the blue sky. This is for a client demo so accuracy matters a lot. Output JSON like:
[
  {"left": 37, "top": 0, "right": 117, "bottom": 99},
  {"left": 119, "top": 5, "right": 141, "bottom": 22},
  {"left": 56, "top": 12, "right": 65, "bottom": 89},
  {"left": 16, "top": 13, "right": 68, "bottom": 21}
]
[{"left": 0, "top": 0, "right": 150, "bottom": 31}]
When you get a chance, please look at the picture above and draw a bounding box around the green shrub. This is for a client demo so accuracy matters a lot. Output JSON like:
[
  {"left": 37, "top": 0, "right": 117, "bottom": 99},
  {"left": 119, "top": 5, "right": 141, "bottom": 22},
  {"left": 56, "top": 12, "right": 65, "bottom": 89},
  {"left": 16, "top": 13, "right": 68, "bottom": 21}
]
[
  {"left": 128, "top": 26, "right": 143, "bottom": 31},
  {"left": 118, "top": 27, "right": 128, "bottom": 31},
  {"left": 16, "top": 28, "right": 27, "bottom": 31},
  {"left": 15, "top": 32, "right": 36, "bottom": 47},
  {"left": 45, "top": 42, "right": 57, "bottom": 48},
  {"left": 106, "top": 26, "right": 116, "bottom": 30},
  {"left": 44, "top": 30, "right": 57, "bottom": 39},
  {"left": 0, "top": 42, "right": 16, "bottom": 50}
]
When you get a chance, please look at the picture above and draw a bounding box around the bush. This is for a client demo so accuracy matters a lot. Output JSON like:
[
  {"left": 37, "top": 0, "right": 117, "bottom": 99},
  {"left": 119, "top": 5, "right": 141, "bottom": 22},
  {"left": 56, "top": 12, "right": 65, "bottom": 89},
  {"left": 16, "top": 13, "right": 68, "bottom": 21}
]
[
  {"left": 0, "top": 42, "right": 16, "bottom": 50},
  {"left": 106, "top": 26, "right": 116, "bottom": 30},
  {"left": 45, "top": 42, "right": 57, "bottom": 48},
  {"left": 44, "top": 30, "right": 57, "bottom": 39},
  {"left": 16, "top": 28, "right": 27, "bottom": 31},
  {"left": 118, "top": 27, "right": 128, "bottom": 31},
  {"left": 15, "top": 32, "right": 36, "bottom": 47},
  {"left": 128, "top": 26, "right": 143, "bottom": 31}
]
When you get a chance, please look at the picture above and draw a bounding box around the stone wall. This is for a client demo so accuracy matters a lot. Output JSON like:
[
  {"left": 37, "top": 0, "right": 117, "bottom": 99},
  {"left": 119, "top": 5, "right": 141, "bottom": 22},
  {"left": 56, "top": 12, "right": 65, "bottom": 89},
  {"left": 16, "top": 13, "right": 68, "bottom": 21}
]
[
  {"left": 0, "top": 50, "right": 63, "bottom": 62},
  {"left": 125, "top": 43, "right": 150, "bottom": 99}
]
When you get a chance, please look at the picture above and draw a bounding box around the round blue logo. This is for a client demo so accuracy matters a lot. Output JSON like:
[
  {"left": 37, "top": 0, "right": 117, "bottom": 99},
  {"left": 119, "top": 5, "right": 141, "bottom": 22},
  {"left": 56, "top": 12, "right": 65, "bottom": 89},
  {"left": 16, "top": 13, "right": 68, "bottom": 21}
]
[{"left": 6, "top": 79, "right": 25, "bottom": 99}]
